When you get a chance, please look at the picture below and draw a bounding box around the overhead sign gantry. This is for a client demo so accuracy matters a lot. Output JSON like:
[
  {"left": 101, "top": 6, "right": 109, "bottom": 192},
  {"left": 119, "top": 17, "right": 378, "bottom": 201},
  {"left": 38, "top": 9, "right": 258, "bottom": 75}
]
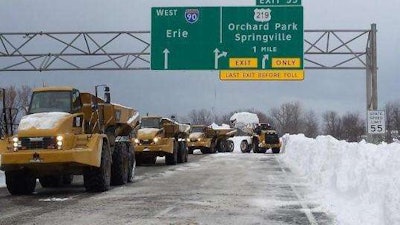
[{"left": 151, "top": 4, "right": 304, "bottom": 80}]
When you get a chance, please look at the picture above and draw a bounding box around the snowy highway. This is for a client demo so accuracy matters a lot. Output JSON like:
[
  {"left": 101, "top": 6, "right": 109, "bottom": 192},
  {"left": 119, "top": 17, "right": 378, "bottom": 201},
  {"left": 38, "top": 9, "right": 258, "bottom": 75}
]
[{"left": 0, "top": 151, "right": 334, "bottom": 225}]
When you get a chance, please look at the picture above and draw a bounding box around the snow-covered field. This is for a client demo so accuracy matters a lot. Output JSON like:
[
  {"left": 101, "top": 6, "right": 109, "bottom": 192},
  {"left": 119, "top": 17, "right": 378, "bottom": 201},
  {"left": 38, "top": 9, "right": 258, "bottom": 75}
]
[{"left": 1, "top": 135, "right": 399, "bottom": 225}]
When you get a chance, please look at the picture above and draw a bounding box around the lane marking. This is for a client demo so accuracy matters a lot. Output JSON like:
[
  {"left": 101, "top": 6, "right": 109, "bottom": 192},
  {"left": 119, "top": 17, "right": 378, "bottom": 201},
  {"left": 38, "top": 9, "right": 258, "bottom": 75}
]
[
  {"left": 275, "top": 155, "right": 318, "bottom": 225},
  {"left": 155, "top": 206, "right": 175, "bottom": 218}
]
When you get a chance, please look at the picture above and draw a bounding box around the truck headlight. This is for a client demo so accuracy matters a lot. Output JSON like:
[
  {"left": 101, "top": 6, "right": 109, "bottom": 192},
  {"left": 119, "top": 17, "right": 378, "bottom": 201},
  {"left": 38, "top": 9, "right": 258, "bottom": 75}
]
[
  {"left": 134, "top": 138, "right": 140, "bottom": 144},
  {"left": 153, "top": 137, "right": 159, "bottom": 143},
  {"left": 187, "top": 138, "right": 190, "bottom": 142},
  {"left": 56, "top": 135, "right": 63, "bottom": 150},
  {"left": 197, "top": 138, "right": 201, "bottom": 142},
  {"left": 12, "top": 137, "right": 20, "bottom": 151}
]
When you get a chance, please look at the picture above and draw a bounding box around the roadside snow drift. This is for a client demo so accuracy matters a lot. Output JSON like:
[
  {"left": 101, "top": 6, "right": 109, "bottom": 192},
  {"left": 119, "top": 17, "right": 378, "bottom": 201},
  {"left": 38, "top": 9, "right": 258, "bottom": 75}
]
[{"left": 280, "top": 134, "right": 400, "bottom": 225}]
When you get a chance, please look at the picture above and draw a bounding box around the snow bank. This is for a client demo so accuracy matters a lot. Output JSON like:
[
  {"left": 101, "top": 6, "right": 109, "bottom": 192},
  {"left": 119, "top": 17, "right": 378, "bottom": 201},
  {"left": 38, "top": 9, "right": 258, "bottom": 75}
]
[
  {"left": 280, "top": 134, "right": 400, "bottom": 225},
  {"left": 18, "top": 112, "right": 70, "bottom": 130}
]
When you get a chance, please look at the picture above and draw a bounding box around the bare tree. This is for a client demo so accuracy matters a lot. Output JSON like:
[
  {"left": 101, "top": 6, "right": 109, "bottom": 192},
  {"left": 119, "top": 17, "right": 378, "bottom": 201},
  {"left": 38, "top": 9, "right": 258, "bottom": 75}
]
[
  {"left": 322, "top": 111, "right": 342, "bottom": 139},
  {"left": 188, "top": 109, "right": 214, "bottom": 125},
  {"left": 302, "top": 110, "right": 319, "bottom": 138},
  {"left": 269, "top": 102, "right": 303, "bottom": 134},
  {"left": 385, "top": 101, "right": 400, "bottom": 142},
  {"left": 341, "top": 112, "right": 365, "bottom": 142}
]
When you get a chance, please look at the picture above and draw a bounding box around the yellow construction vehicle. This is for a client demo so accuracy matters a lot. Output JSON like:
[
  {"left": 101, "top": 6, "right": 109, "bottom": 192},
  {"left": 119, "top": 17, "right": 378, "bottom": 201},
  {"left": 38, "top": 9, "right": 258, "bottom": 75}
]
[
  {"left": 133, "top": 116, "right": 190, "bottom": 165},
  {"left": 0, "top": 85, "right": 140, "bottom": 195},
  {"left": 187, "top": 125, "right": 236, "bottom": 154},
  {"left": 252, "top": 123, "right": 281, "bottom": 154}
]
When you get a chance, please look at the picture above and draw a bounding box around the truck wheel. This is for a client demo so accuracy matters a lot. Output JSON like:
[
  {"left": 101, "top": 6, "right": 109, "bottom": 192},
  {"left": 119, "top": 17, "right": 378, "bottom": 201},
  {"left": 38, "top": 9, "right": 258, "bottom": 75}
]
[
  {"left": 227, "top": 140, "right": 234, "bottom": 152},
  {"left": 188, "top": 147, "right": 194, "bottom": 154},
  {"left": 177, "top": 142, "right": 185, "bottom": 163},
  {"left": 272, "top": 147, "right": 281, "bottom": 154},
  {"left": 39, "top": 175, "right": 63, "bottom": 188},
  {"left": 253, "top": 138, "right": 259, "bottom": 153},
  {"left": 165, "top": 141, "right": 178, "bottom": 165},
  {"left": 218, "top": 140, "right": 227, "bottom": 153},
  {"left": 111, "top": 142, "right": 129, "bottom": 186},
  {"left": 143, "top": 156, "right": 157, "bottom": 165},
  {"left": 6, "top": 170, "right": 36, "bottom": 195},
  {"left": 135, "top": 154, "right": 143, "bottom": 166},
  {"left": 240, "top": 140, "right": 249, "bottom": 153},
  {"left": 200, "top": 148, "right": 209, "bottom": 154},
  {"left": 127, "top": 148, "right": 135, "bottom": 183},
  {"left": 84, "top": 140, "right": 111, "bottom": 192},
  {"left": 63, "top": 175, "right": 74, "bottom": 185}
]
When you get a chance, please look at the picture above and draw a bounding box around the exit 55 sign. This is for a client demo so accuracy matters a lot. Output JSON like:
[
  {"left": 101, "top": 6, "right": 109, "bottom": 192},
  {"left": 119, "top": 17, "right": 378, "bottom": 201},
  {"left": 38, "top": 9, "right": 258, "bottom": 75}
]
[{"left": 151, "top": 6, "right": 303, "bottom": 72}]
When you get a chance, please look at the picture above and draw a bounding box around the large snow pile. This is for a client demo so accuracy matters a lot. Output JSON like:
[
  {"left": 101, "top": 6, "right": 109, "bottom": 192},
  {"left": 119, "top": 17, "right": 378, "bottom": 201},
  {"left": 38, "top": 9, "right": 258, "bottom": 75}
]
[
  {"left": 230, "top": 112, "right": 259, "bottom": 135},
  {"left": 280, "top": 134, "right": 400, "bottom": 225}
]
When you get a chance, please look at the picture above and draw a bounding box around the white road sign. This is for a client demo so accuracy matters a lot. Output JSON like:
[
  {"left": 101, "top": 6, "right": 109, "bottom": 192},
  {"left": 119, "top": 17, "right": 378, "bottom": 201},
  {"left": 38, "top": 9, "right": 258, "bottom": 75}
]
[{"left": 367, "top": 110, "right": 386, "bottom": 134}]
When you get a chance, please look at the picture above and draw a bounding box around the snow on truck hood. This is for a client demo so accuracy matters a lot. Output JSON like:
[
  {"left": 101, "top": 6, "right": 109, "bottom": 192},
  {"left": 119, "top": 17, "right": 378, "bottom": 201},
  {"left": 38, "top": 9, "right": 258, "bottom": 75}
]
[{"left": 18, "top": 112, "right": 70, "bottom": 131}]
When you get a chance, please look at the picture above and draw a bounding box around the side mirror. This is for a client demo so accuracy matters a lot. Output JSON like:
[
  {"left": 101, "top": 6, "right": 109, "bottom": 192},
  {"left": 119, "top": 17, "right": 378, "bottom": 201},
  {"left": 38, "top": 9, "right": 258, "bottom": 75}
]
[{"left": 104, "top": 86, "right": 111, "bottom": 104}]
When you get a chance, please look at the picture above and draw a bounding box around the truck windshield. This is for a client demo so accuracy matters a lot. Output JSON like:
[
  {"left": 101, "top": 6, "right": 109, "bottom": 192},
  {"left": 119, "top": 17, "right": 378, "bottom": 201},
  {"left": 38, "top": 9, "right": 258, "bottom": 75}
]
[
  {"left": 192, "top": 127, "right": 204, "bottom": 133},
  {"left": 141, "top": 118, "right": 161, "bottom": 128},
  {"left": 29, "top": 91, "right": 72, "bottom": 114}
]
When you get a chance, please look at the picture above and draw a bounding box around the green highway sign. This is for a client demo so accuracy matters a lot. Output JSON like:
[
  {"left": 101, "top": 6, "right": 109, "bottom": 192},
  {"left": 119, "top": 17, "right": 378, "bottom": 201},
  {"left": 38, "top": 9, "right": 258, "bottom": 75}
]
[
  {"left": 151, "top": 6, "right": 303, "bottom": 70},
  {"left": 256, "top": 0, "right": 302, "bottom": 6}
]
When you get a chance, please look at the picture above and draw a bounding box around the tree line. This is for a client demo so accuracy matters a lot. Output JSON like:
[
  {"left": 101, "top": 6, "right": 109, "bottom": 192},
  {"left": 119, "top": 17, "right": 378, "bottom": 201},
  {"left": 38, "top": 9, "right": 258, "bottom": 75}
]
[
  {"left": 1, "top": 85, "right": 399, "bottom": 143},
  {"left": 186, "top": 101, "right": 400, "bottom": 143}
]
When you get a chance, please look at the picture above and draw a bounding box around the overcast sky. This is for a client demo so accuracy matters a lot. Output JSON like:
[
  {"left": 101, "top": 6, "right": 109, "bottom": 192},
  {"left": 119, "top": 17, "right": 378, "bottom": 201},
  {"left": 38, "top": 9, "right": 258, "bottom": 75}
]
[{"left": 0, "top": 0, "right": 399, "bottom": 119}]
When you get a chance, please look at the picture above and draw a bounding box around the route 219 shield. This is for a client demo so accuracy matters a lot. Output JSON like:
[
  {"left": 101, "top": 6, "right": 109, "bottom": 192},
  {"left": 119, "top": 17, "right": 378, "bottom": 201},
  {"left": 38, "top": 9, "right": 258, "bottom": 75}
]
[{"left": 185, "top": 9, "right": 199, "bottom": 24}]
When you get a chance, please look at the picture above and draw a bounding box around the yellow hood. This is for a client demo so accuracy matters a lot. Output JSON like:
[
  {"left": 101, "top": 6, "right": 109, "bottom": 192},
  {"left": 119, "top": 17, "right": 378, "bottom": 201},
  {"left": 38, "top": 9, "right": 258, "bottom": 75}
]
[{"left": 17, "top": 112, "right": 72, "bottom": 137}]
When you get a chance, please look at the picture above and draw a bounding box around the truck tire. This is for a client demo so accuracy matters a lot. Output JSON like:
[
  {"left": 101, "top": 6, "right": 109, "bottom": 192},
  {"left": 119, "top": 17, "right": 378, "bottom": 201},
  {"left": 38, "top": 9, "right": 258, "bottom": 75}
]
[
  {"left": 227, "top": 140, "right": 234, "bottom": 152},
  {"left": 143, "top": 156, "right": 157, "bottom": 165},
  {"left": 63, "top": 174, "right": 74, "bottom": 185},
  {"left": 253, "top": 138, "right": 259, "bottom": 153},
  {"left": 165, "top": 141, "right": 178, "bottom": 165},
  {"left": 184, "top": 142, "right": 188, "bottom": 163},
  {"left": 39, "top": 175, "right": 63, "bottom": 188},
  {"left": 218, "top": 140, "right": 227, "bottom": 153},
  {"left": 272, "top": 147, "right": 281, "bottom": 154},
  {"left": 240, "top": 140, "right": 249, "bottom": 153},
  {"left": 177, "top": 142, "right": 185, "bottom": 163},
  {"left": 200, "top": 148, "right": 210, "bottom": 154},
  {"left": 84, "top": 140, "right": 111, "bottom": 192},
  {"left": 111, "top": 142, "right": 129, "bottom": 186},
  {"left": 188, "top": 147, "right": 194, "bottom": 154},
  {"left": 6, "top": 170, "right": 36, "bottom": 195}
]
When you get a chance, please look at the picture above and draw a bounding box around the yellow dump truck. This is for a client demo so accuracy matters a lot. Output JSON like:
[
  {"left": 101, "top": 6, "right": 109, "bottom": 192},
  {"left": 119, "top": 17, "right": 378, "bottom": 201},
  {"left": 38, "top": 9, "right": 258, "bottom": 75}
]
[
  {"left": 134, "top": 116, "right": 190, "bottom": 165},
  {"left": 187, "top": 125, "right": 236, "bottom": 154},
  {"left": 0, "top": 86, "right": 140, "bottom": 195}
]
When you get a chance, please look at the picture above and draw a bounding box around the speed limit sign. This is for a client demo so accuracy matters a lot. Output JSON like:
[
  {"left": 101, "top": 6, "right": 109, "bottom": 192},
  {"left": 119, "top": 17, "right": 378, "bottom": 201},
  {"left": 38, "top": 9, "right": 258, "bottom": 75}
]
[{"left": 367, "top": 110, "right": 386, "bottom": 134}]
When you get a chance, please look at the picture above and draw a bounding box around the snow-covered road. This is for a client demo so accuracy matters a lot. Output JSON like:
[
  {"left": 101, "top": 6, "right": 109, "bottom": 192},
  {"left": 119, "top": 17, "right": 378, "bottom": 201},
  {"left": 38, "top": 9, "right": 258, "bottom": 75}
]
[{"left": 1, "top": 134, "right": 399, "bottom": 225}]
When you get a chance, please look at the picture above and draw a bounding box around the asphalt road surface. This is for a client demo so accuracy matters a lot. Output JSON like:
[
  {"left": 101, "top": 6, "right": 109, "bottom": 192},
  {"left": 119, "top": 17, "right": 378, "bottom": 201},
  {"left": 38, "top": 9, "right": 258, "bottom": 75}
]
[{"left": 0, "top": 152, "right": 335, "bottom": 225}]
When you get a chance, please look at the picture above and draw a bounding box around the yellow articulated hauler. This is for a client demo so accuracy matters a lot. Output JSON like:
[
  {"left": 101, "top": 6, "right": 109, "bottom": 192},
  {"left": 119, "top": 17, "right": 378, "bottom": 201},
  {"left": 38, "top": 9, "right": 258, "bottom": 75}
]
[
  {"left": 0, "top": 86, "right": 140, "bottom": 195},
  {"left": 187, "top": 125, "right": 236, "bottom": 154},
  {"left": 134, "top": 116, "right": 190, "bottom": 165}
]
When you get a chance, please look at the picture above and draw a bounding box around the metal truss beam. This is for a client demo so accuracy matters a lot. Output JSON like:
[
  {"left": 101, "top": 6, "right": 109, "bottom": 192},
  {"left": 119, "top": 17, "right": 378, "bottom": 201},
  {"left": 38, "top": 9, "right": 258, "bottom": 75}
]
[
  {"left": 0, "top": 31, "right": 150, "bottom": 71},
  {"left": 0, "top": 28, "right": 373, "bottom": 71}
]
